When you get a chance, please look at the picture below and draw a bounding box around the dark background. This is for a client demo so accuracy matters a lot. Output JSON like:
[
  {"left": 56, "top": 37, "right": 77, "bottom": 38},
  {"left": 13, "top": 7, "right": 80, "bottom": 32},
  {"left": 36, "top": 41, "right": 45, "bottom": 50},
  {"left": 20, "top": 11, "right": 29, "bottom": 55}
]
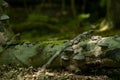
[{"left": 5, "top": 0, "right": 107, "bottom": 41}]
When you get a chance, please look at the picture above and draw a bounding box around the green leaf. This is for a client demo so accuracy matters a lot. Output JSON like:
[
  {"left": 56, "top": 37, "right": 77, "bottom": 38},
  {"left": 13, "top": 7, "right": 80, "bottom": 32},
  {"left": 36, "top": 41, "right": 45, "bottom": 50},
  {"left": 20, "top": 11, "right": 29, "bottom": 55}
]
[{"left": 78, "top": 13, "right": 90, "bottom": 21}]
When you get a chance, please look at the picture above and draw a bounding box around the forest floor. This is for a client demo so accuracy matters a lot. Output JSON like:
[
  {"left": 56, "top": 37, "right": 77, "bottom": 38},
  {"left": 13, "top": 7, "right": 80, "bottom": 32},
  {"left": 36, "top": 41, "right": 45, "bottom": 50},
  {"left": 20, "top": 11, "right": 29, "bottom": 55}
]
[{"left": 0, "top": 65, "right": 111, "bottom": 80}]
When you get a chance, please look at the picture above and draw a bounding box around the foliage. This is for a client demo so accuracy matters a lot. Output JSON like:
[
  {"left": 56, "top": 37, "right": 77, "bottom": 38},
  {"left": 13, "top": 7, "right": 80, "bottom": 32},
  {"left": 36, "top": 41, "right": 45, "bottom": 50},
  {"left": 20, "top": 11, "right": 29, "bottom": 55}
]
[
  {"left": 6, "top": 0, "right": 108, "bottom": 41},
  {"left": 78, "top": 13, "right": 90, "bottom": 21},
  {"left": 27, "top": 14, "right": 49, "bottom": 22}
]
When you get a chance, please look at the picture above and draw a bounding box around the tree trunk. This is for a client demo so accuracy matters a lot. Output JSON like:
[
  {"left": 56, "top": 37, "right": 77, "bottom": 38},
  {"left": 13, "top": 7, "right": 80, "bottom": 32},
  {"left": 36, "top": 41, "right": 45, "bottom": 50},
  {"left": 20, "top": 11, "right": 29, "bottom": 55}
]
[
  {"left": 107, "top": 0, "right": 120, "bottom": 29},
  {"left": 71, "top": 0, "right": 76, "bottom": 17},
  {"left": 99, "top": 0, "right": 120, "bottom": 31}
]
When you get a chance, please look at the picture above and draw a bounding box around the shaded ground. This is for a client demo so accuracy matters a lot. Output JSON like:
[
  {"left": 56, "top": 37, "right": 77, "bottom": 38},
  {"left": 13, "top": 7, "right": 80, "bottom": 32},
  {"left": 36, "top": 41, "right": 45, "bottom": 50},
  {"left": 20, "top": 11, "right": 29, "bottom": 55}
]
[{"left": 0, "top": 65, "right": 111, "bottom": 80}]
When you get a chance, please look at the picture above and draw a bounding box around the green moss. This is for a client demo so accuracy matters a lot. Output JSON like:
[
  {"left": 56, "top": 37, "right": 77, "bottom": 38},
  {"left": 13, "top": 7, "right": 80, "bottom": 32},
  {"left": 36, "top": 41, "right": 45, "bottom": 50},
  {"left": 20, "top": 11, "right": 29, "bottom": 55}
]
[
  {"left": 40, "top": 40, "right": 68, "bottom": 47},
  {"left": 27, "top": 13, "right": 49, "bottom": 22}
]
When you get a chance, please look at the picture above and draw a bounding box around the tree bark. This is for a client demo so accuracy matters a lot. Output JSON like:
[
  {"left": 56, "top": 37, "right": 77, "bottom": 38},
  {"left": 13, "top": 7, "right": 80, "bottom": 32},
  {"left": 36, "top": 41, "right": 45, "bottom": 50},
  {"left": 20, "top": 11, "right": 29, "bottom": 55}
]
[
  {"left": 107, "top": 0, "right": 120, "bottom": 29},
  {"left": 71, "top": 0, "right": 76, "bottom": 17}
]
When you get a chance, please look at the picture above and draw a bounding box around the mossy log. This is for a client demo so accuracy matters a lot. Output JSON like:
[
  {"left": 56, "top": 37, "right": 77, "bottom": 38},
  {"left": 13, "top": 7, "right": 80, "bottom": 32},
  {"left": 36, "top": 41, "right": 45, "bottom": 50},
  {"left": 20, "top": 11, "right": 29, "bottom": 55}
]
[{"left": 0, "top": 32, "right": 120, "bottom": 72}]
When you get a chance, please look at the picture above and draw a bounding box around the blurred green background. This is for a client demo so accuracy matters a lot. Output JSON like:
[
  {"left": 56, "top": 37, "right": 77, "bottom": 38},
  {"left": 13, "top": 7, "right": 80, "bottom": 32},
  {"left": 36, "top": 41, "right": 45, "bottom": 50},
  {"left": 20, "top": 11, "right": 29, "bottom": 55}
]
[{"left": 5, "top": 0, "right": 120, "bottom": 41}]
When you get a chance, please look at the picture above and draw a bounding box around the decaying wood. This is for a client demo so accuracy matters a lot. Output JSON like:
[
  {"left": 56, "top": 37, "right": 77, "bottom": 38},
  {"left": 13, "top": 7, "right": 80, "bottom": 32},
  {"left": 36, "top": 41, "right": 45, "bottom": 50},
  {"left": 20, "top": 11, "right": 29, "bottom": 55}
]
[
  {"left": 42, "top": 30, "right": 94, "bottom": 69},
  {"left": 0, "top": 29, "right": 120, "bottom": 73}
]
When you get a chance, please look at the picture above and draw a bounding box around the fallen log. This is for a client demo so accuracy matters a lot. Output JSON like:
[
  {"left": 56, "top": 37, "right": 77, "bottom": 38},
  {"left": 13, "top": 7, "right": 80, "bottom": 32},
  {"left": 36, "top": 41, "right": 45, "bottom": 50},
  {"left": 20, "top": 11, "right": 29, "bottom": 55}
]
[{"left": 0, "top": 31, "right": 120, "bottom": 72}]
